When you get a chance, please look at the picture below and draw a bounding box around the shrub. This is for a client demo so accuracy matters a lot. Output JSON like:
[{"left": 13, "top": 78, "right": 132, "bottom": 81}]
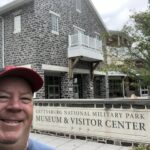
[{"left": 132, "top": 144, "right": 150, "bottom": 150}]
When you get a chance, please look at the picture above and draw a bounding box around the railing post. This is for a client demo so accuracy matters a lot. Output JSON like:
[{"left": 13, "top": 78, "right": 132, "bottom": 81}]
[
  {"left": 99, "top": 40, "right": 102, "bottom": 52},
  {"left": 88, "top": 36, "right": 89, "bottom": 48},
  {"left": 78, "top": 32, "right": 82, "bottom": 46},
  {"left": 95, "top": 39, "right": 97, "bottom": 50},
  {"left": 68, "top": 35, "right": 71, "bottom": 47}
]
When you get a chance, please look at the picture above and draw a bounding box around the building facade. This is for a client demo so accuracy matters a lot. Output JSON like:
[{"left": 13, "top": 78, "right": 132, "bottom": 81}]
[
  {"left": 0, "top": 0, "right": 109, "bottom": 99},
  {"left": 106, "top": 30, "right": 149, "bottom": 98}
]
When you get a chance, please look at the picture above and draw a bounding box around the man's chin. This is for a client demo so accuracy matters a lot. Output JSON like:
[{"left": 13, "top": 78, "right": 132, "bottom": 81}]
[
  {"left": 0, "top": 138, "right": 18, "bottom": 144},
  {"left": 0, "top": 139, "right": 17, "bottom": 145}
]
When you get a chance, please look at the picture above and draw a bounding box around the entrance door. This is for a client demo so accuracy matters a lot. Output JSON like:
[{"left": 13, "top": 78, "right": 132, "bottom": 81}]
[
  {"left": 109, "top": 78, "right": 123, "bottom": 97},
  {"left": 73, "top": 84, "right": 79, "bottom": 98},
  {"left": 45, "top": 76, "right": 61, "bottom": 99},
  {"left": 48, "top": 85, "right": 60, "bottom": 99}
]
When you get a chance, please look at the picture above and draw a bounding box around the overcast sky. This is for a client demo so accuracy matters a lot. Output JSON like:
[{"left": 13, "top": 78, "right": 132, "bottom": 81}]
[
  {"left": 91, "top": 0, "right": 148, "bottom": 30},
  {"left": 0, "top": 0, "right": 148, "bottom": 30},
  {"left": 0, "top": 0, "right": 13, "bottom": 6}
]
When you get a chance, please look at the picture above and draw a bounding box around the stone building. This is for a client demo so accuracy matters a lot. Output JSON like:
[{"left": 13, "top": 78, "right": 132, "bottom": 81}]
[{"left": 0, "top": 0, "right": 108, "bottom": 99}]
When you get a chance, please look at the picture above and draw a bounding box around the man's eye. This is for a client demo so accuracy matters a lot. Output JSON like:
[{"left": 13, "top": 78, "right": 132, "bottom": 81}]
[
  {"left": 21, "top": 97, "right": 32, "bottom": 104},
  {"left": 0, "top": 95, "right": 9, "bottom": 101},
  {"left": 0, "top": 96, "right": 8, "bottom": 98}
]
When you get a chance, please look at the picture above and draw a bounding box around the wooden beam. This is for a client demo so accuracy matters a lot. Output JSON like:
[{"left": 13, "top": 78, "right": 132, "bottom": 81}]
[
  {"left": 72, "top": 57, "right": 80, "bottom": 68},
  {"left": 90, "top": 62, "right": 100, "bottom": 80},
  {"left": 93, "top": 62, "right": 100, "bottom": 70},
  {"left": 68, "top": 58, "right": 80, "bottom": 79},
  {"left": 68, "top": 59, "right": 73, "bottom": 79}
]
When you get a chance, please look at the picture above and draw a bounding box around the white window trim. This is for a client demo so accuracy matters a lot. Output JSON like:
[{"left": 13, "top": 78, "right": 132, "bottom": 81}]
[
  {"left": 95, "top": 32, "right": 101, "bottom": 40},
  {"left": 73, "top": 25, "right": 85, "bottom": 33},
  {"left": 95, "top": 32, "right": 100, "bottom": 35},
  {"left": 76, "top": 9, "right": 81, "bottom": 13},
  {"left": 13, "top": 15, "right": 21, "bottom": 34},
  {"left": 51, "top": 30, "right": 59, "bottom": 35},
  {"left": 49, "top": 10, "right": 60, "bottom": 17},
  {"left": 49, "top": 10, "right": 60, "bottom": 35}
]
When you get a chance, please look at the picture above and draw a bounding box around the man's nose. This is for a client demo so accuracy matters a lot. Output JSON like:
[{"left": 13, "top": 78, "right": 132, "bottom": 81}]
[{"left": 7, "top": 97, "right": 23, "bottom": 112}]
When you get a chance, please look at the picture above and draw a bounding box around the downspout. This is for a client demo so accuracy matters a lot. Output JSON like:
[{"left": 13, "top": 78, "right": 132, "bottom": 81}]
[{"left": 0, "top": 16, "right": 4, "bottom": 68}]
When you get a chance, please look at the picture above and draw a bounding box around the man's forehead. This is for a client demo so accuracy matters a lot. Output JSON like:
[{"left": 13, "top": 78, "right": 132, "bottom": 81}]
[{"left": 0, "top": 77, "right": 33, "bottom": 94}]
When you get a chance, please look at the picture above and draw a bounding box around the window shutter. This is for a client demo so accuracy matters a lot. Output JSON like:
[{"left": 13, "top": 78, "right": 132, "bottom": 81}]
[{"left": 14, "top": 15, "right": 21, "bottom": 33}]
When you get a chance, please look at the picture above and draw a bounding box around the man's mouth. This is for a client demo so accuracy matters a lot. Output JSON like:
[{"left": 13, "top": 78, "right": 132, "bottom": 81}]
[{"left": 0, "top": 119, "right": 22, "bottom": 125}]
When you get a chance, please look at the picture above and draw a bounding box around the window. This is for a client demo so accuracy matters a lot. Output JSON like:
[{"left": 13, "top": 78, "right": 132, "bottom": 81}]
[
  {"left": 94, "top": 77, "right": 103, "bottom": 98},
  {"left": 14, "top": 15, "right": 21, "bottom": 33},
  {"left": 52, "top": 15, "right": 59, "bottom": 34},
  {"left": 76, "top": 0, "right": 81, "bottom": 13},
  {"left": 109, "top": 79, "right": 123, "bottom": 97},
  {"left": 50, "top": 11, "right": 60, "bottom": 35},
  {"left": 45, "top": 76, "right": 61, "bottom": 99},
  {"left": 73, "top": 25, "right": 85, "bottom": 34}
]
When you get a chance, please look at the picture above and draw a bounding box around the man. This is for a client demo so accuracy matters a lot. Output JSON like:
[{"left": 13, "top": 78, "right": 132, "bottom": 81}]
[{"left": 0, "top": 66, "right": 56, "bottom": 150}]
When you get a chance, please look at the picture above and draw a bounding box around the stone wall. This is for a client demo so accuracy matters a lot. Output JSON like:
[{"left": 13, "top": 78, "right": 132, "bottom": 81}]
[
  {"left": 3, "top": 2, "right": 37, "bottom": 66},
  {"left": 61, "top": 73, "right": 74, "bottom": 99},
  {"left": 82, "top": 74, "right": 94, "bottom": 98},
  {"left": 94, "top": 76, "right": 107, "bottom": 98},
  {"left": 33, "top": 0, "right": 106, "bottom": 67}
]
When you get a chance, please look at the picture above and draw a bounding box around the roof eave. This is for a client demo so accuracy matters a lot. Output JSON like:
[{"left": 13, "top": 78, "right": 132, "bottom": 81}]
[
  {"left": 87, "top": 0, "right": 109, "bottom": 34},
  {"left": 0, "top": 0, "right": 33, "bottom": 15}
]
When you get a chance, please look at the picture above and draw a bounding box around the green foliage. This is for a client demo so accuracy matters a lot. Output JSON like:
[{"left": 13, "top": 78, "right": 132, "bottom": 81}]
[
  {"left": 123, "top": 9, "right": 150, "bottom": 64},
  {"left": 105, "top": 8, "right": 150, "bottom": 88},
  {"left": 132, "top": 11, "right": 150, "bottom": 36},
  {"left": 128, "top": 10, "right": 150, "bottom": 87},
  {"left": 132, "top": 144, "right": 150, "bottom": 150}
]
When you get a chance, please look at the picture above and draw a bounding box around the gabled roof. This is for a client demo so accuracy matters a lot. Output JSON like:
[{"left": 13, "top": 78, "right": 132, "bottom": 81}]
[
  {"left": 0, "top": 0, "right": 32, "bottom": 15},
  {"left": 0, "top": 0, "right": 108, "bottom": 34},
  {"left": 86, "top": 0, "right": 108, "bottom": 33}
]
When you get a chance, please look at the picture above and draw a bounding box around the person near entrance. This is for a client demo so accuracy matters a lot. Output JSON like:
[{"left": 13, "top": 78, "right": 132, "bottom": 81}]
[{"left": 0, "top": 66, "right": 56, "bottom": 150}]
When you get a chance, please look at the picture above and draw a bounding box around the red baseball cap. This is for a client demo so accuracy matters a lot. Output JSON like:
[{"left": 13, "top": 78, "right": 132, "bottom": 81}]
[{"left": 0, "top": 66, "right": 43, "bottom": 92}]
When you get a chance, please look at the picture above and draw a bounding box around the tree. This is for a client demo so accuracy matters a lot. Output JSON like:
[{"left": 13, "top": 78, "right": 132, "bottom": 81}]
[
  {"left": 103, "top": 6, "right": 150, "bottom": 97},
  {"left": 116, "top": 7, "right": 150, "bottom": 95}
]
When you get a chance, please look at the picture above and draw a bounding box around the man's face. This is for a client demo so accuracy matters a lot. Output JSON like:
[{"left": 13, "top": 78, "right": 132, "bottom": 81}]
[{"left": 0, "top": 77, "right": 33, "bottom": 144}]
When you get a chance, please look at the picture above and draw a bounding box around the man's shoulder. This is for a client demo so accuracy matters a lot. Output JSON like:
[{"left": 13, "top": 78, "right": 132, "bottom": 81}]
[{"left": 28, "top": 138, "right": 56, "bottom": 150}]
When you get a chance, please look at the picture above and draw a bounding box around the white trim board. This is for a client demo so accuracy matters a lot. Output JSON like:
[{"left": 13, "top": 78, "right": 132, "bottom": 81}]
[{"left": 42, "top": 64, "right": 105, "bottom": 75}]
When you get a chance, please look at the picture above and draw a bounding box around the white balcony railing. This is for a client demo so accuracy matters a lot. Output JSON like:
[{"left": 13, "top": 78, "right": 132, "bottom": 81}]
[
  {"left": 69, "top": 33, "right": 102, "bottom": 50},
  {"left": 68, "top": 33, "right": 103, "bottom": 61}
]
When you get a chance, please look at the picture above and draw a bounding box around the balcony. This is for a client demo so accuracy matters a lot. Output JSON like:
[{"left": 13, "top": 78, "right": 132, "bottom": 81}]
[{"left": 68, "top": 33, "right": 103, "bottom": 61}]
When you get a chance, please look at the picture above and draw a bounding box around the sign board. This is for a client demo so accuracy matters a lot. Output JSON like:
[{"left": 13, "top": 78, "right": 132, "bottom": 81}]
[{"left": 33, "top": 106, "right": 150, "bottom": 143}]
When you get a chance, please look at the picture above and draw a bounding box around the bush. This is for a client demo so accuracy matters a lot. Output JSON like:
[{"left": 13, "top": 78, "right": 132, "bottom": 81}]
[{"left": 132, "top": 144, "right": 150, "bottom": 150}]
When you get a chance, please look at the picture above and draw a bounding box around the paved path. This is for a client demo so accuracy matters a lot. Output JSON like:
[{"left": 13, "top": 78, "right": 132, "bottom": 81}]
[{"left": 30, "top": 133, "right": 131, "bottom": 150}]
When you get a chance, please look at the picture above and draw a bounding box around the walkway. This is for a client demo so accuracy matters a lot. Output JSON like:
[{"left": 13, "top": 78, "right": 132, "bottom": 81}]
[{"left": 30, "top": 133, "right": 131, "bottom": 150}]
